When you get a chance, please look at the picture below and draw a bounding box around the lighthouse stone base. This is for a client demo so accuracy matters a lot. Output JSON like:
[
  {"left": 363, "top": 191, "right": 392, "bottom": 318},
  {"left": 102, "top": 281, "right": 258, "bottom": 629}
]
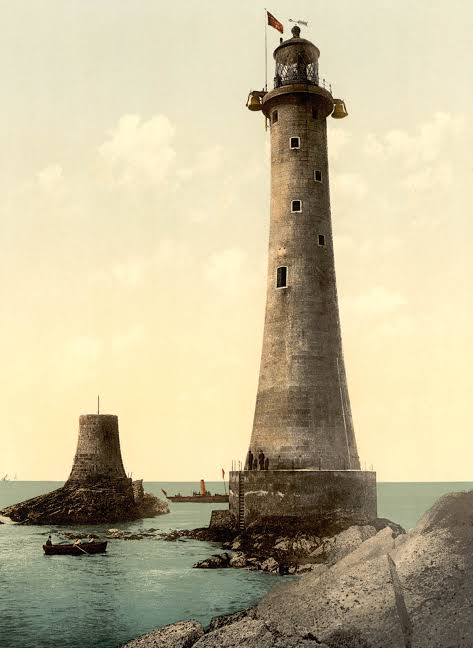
[{"left": 229, "top": 470, "right": 377, "bottom": 535}]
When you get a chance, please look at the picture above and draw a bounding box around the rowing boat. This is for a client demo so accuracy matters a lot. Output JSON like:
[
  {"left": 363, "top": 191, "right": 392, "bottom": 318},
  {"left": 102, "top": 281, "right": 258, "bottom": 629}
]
[{"left": 42, "top": 541, "right": 107, "bottom": 555}]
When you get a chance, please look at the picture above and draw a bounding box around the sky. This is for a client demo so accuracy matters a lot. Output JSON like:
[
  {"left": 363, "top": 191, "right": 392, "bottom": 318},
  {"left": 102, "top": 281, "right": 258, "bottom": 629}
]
[{"left": 0, "top": 1, "right": 472, "bottom": 482}]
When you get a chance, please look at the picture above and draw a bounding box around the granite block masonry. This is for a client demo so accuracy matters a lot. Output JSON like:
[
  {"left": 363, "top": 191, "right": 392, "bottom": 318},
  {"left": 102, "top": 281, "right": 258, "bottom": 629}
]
[
  {"left": 228, "top": 26, "right": 377, "bottom": 532},
  {"left": 68, "top": 414, "right": 128, "bottom": 483},
  {"left": 1, "top": 414, "right": 169, "bottom": 524}
]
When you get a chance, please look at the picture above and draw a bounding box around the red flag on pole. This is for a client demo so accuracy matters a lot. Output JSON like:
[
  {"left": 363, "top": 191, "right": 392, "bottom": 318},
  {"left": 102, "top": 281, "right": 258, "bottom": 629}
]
[{"left": 267, "top": 11, "right": 284, "bottom": 34}]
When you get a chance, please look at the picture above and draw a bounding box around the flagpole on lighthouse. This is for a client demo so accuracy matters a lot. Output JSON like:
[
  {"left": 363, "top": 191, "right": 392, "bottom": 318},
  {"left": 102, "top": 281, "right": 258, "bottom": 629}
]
[
  {"left": 264, "top": 8, "right": 268, "bottom": 91},
  {"left": 222, "top": 468, "right": 227, "bottom": 495}
]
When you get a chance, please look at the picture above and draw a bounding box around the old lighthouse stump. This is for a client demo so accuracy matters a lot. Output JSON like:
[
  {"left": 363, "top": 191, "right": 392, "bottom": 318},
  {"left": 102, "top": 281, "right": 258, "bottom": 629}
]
[{"left": 1, "top": 414, "right": 168, "bottom": 525}]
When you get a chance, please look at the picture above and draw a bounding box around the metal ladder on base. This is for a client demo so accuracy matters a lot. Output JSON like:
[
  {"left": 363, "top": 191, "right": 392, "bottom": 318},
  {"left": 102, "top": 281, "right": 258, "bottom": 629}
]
[{"left": 238, "top": 478, "right": 245, "bottom": 530}]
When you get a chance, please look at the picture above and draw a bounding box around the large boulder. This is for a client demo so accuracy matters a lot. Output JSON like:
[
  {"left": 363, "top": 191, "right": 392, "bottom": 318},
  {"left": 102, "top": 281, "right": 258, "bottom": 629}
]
[
  {"left": 122, "top": 620, "right": 204, "bottom": 647},
  {"left": 310, "top": 524, "right": 377, "bottom": 565},
  {"left": 207, "top": 608, "right": 255, "bottom": 632},
  {"left": 391, "top": 490, "right": 473, "bottom": 648},
  {"left": 193, "top": 618, "right": 326, "bottom": 648},
  {"left": 257, "top": 551, "right": 406, "bottom": 647},
  {"left": 191, "top": 490, "right": 473, "bottom": 647}
]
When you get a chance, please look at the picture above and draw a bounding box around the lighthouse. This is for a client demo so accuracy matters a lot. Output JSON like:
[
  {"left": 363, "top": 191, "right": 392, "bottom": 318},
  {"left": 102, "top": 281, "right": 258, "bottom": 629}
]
[{"left": 229, "top": 26, "right": 377, "bottom": 532}]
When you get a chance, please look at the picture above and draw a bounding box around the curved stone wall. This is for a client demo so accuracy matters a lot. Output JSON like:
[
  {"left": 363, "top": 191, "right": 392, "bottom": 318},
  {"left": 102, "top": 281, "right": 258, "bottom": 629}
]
[{"left": 230, "top": 470, "right": 377, "bottom": 533}]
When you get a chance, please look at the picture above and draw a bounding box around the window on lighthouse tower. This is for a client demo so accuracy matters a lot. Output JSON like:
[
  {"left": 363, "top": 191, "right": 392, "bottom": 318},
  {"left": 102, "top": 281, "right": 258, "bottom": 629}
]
[
  {"left": 276, "top": 266, "right": 287, "bottom": 289},
  {"left": 290, "top": 137, "right": 300, "bottom": 149},
  {"left": 291, "top": 200, "right": 302, "bottom": 213}
]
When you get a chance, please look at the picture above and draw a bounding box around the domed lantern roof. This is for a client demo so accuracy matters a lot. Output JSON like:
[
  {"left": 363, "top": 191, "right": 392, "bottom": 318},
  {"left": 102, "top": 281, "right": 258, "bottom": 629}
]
[{"left": 273, "top": 26, "right": 320, "bottom": 88}]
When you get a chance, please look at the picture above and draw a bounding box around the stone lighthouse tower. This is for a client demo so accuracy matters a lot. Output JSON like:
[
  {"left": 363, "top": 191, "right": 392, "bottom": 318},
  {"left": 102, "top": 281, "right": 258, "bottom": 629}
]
[{"left": 229, "top": 26, "right": 377, "bottom": 532}]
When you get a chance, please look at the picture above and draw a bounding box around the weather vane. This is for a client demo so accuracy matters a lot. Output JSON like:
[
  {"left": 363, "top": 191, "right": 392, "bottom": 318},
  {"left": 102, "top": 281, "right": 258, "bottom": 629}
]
[{"left": 289, "top": 18, "right": 308, "bottom": 27}]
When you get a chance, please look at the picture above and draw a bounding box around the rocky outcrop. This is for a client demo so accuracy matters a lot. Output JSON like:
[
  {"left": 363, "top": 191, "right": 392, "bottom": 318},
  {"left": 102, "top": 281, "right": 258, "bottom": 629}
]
[
  {"left": 391, "top": 490, "right": 473, "bottom": 647},
  {"left": 136, "top": 492, "right": 169, "bottom": 518},
  {"left": 174, "top": 518, "right": 403, "bottom": 575},
  {"left": 194, "top": 618, "right": 325, "bottom": 648},
  {"left": 207, "top": 608, "right": 256, "bottom": 632},
  {"left": 193, "top": 553, "right": 231, "bottom": 569},
  {"left": 122, "top": 620, "right": 204, "bottom": 647},
  {"left": 124, "top": 490, "right": 473, "bottom": 648},
  {"left": 0, "top": 481, "right": 169, "bottom": 525}
]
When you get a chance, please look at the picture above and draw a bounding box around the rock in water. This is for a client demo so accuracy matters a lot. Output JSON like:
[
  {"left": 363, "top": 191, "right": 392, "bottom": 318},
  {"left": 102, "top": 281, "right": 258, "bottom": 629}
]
[
  {"left": 260, "top": 557, "right": 279, "bottom": 573},
  {"left": 0, "top": 481, "right": 169, "bottom": 525},
  {"left": 229, "top": 553, "right": 248, "bottom": 568},
  {"left": 140, "top": 492, "right": 169, "bottom": 517},
  {"left": 193, "top": 553, "right": 231, "bottom": 569}
]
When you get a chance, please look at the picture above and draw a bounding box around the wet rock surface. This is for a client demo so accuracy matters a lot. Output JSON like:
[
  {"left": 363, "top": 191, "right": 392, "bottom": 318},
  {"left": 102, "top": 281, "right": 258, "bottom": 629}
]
[
  {"left": 124, "top": 491, "right": 473, "bottom": 647},
  {"left": 0, "top": 482, "right": 169, "bottom": 525}
]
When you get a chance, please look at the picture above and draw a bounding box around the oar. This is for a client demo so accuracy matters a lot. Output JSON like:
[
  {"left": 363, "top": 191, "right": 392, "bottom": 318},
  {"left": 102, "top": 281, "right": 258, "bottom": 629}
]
[{"left": 74, "top": 543, "right": 89, "bottom": 555}]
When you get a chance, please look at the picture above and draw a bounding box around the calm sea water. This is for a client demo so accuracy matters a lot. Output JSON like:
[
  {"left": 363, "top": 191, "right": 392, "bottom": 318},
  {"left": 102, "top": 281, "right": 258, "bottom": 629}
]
[{"left": 1, "top": 480, "right": 471, "bottom": 648}]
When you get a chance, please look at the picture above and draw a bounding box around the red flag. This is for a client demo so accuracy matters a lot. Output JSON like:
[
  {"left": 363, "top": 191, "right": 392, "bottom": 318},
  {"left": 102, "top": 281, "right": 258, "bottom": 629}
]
[{"left": 267, "top": 11, "right": 284, "bottom": 34}]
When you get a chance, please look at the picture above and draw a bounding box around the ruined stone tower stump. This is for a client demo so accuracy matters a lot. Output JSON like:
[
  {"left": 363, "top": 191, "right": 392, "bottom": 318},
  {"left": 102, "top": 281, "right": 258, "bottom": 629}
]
[
  {"left": 1, "top": 413, "right": 169, "bottom": 524},
  {"left": 68, "top": 415, "right": 128, "bottom": 484}
]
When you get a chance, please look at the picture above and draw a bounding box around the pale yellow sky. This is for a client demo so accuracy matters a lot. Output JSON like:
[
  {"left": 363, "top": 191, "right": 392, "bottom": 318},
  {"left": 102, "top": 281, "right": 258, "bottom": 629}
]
[{"left": 0, "top": 1, "right": 472, "bottom": 481}]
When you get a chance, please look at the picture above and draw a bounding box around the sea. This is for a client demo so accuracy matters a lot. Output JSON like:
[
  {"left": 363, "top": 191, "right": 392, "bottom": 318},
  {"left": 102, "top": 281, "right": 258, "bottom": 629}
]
[{"left": 1, "top": 480, "right": 472, "bottom": 648}]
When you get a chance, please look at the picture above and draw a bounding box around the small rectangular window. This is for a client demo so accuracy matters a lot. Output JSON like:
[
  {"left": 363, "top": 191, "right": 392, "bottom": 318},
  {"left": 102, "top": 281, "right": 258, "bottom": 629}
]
[
  {"left": 272, "top": 110, "right": 278, "bottom": 124},
  {"left": 312, "top": 108, "right": 318, "bottom": 120},
  {"left": 276, "top": 266, "right": 287, "bottom": 288},
  {"left": 291, "top": 200, "right": 302, "bottom": 213},
  {"left": 318, "top": 234, "right": 326, "bottom": 246},
  {"left": 290, "top": 137, "right": 300, "bottom": 149},
  {"left": 314, "top": 170, "right": 323, "bottom": 183}
]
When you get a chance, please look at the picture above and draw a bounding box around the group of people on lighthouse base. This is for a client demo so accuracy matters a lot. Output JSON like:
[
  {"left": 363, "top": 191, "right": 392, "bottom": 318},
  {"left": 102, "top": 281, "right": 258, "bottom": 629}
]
[{"left": 246, "top": 450, "right": 269, "bottom": 471}]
